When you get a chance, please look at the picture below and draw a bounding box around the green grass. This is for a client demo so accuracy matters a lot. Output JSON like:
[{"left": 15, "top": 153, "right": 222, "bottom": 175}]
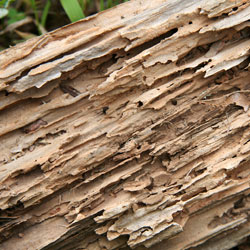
[{"left": 60, "top": 0, "right": 85, "bottom": 22}]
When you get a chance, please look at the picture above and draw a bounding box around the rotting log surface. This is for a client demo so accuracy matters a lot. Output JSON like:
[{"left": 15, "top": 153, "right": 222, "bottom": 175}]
[{"left": 0, "top": 0, "right": 250, "bottom": 249}]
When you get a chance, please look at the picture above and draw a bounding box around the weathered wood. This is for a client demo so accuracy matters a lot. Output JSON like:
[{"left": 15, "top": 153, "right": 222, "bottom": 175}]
[{"left": 0, "top": 0, "right": 249, "bottom": 249}]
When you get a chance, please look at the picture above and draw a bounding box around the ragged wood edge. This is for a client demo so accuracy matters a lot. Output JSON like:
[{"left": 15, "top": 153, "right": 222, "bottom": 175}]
[{"left": 0, "top": 0, "right": 249, "bottom": 249}]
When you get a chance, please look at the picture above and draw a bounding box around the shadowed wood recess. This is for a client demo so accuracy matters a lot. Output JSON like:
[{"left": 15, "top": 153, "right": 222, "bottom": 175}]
[{"left": 0, "top": 0, "right": 250, "bottom": 249}]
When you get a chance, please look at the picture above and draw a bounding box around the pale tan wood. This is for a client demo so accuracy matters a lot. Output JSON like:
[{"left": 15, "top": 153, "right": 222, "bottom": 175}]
[{"left": 0, "top": 0, "right": 249, "bottom": 249}]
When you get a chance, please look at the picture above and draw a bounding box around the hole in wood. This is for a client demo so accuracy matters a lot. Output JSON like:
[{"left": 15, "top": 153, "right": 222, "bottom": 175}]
[
  {"left": 137, "top": 101, "right": 143, "bottom": 107},
  {"left": 171, "top": 99, "right": 177, "bottom": 105},
  {"left": 234, "top": 198, "right": 244, "bottom": 209},
  {"left": 102, "top": 106, "right": 109, "bottom": 114}
]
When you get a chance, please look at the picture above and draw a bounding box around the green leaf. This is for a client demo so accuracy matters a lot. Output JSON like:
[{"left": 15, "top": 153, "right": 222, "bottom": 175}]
[
  {"left": 100, "top": 0, "right": 104, "bottom": 11},
  {"left": 78, "top": 0, "right": 84, "bottom": 10},
  {"left": 107, "top": 0, "right": 113, "bottom": 8},
  {"left": 41, "top": 0, "right": 51, "bottom": 27},
  {"left": 7, "top": 8, "right": 26, "bottom": 24},
  {"left": 0, "top": 8, "right": 8, "bottom": 18},
  {"left": 0, "top": 1, "right": 4, "bottom": 8},
  {"left": 0, "top": 0, "right": 14, "bottom": 8},
  {"left": 60, "top": 0, "right": 85, "bottom": 23},
  {"left": 29, "top": 0, "right": 39, "bottom": 24}
]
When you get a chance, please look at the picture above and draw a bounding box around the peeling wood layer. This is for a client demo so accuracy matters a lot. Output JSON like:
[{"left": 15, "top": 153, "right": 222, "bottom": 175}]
[{"left": 0, "top": 0, "right": 249, "bottom": 249}]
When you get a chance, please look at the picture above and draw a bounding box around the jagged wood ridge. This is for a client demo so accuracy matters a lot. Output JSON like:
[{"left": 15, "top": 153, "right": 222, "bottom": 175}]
[{"left": 0, "top": 0, "right": 249, "bottom": 249}]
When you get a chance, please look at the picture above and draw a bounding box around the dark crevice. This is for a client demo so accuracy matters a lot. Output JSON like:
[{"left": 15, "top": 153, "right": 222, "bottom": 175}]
[
  {"left": 111, "top": 53, "right": 118, "bottom": 64},
  {"left": 237, "top": 55, "right": 250, "bottom": 70},
  {"left": 243, "top": 139, "right": 250, "bottom": 145},
  {"left": 0, "top": 216, "right": 17, "bottom": 227},
  {"left": 159, "top": 152, "right": 171, "bottom": 162},
  {"left": 146, "top": 181, "right": 154, "bottom": 191},
  {"left": 102, "top": 106, "right": 109, "bottom": 114},
  {"left": 176, "top": 43, "right": 211, "bottom": 67},
  {"left": 194, "top": 60, "right": 211, "bottom": 72},
  {"left": 171, "top": 99, "right": 177, "bottom": 105},
  {"left": 127, "top": 28, "right": 178, "bottom": 56},
  {"left": 5, "top": 201, "right": 24, "bottom": 215},
  {"left": 7, "top": 68, "right": 30, "bottom": 88},
  {"left": 213, "top": 55, "right": 249, "bottom": 85},
  {"left": 234, "top": 197, "right": 244, "bottom": 209},
  {"left": 194, "top": 168, "right": 206, "bottom": 177},
  {"left": 8, "top": 51, "right": 70, "bottom": 88},
  {"left": 59, "top": 81, "right": 81, "bottom": 97}
]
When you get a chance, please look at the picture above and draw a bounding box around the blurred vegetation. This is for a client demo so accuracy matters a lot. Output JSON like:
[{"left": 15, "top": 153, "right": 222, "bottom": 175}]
[{"left": 0, "top": 0, "right": 129, "bottom": 50}]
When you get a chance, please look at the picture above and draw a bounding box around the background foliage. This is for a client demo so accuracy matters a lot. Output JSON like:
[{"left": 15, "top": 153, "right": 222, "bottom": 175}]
[{"left": 0, "top": 0, "right": 129, "bottom": 50}]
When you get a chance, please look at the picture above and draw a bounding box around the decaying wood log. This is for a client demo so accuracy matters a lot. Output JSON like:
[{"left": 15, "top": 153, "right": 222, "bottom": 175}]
[{"left": 0, "top": 0, "right": 250, "bottom": 249}]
